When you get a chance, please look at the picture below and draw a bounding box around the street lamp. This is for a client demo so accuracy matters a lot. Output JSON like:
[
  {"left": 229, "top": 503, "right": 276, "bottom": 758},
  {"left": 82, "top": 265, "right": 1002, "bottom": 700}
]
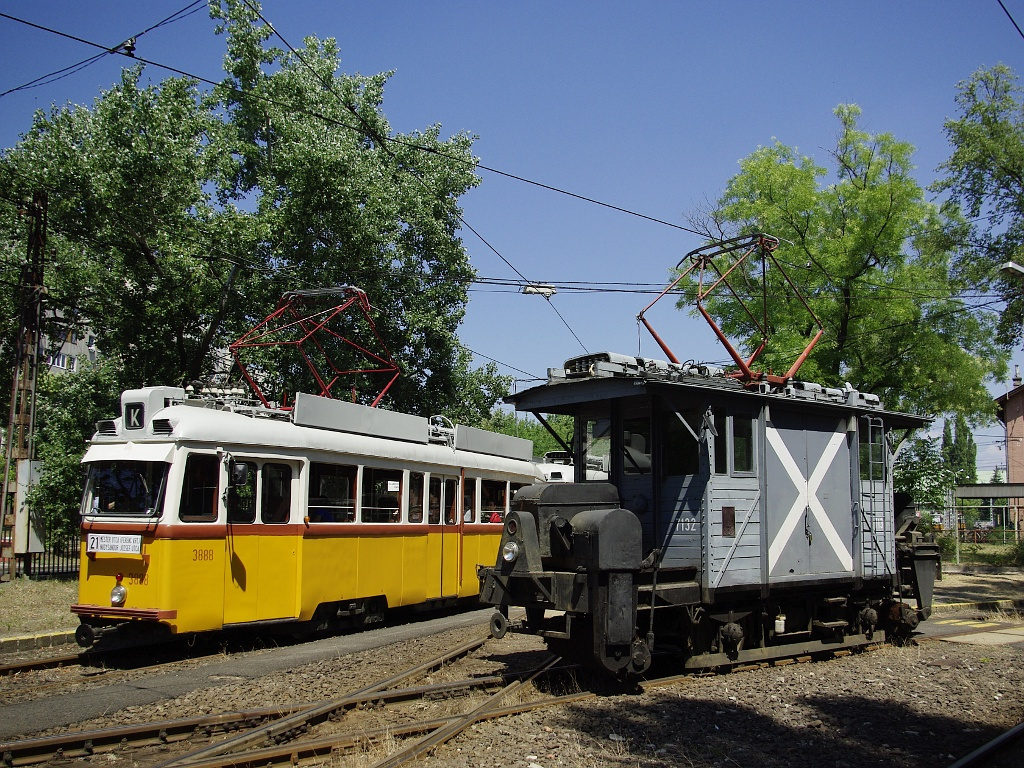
[{"left": 1000, "top": 261, "right": 1024, "bottom": 278}]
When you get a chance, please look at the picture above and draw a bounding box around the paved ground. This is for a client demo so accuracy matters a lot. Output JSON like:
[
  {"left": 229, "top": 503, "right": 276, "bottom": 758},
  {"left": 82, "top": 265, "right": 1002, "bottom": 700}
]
[{"left": 933, "top": 567, "right": 1024, "bottom": 610}]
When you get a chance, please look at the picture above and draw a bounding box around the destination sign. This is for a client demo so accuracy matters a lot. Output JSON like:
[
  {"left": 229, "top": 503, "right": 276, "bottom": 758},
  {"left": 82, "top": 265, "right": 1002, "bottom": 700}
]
[{"left": 86, "top": 533, "right": 142, "bottom": 555}]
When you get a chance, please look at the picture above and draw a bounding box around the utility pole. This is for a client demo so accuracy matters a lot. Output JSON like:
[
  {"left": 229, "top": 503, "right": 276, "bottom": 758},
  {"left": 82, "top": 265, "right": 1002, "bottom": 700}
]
[{"left": 1, "top": 192, "right": 46, "bottom": 578}]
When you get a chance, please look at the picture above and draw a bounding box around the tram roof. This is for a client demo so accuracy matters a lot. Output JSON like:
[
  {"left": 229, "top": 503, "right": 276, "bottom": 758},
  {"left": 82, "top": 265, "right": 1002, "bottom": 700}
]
[
  {"left": 507, "top": 351, "right": 930, "bottom": 429},
  {"left": 86, "top": 387, "right": 540, "bottom": 470}
]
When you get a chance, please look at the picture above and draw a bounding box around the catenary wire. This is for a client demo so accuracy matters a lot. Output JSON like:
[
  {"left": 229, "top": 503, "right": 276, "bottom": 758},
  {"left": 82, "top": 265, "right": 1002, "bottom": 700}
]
[{"left": 0, "top": 8, "right": 1015, "bottom": 380}]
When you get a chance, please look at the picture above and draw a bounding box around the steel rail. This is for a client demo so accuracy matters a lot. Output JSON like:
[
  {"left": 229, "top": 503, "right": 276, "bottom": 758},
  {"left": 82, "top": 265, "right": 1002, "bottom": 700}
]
[
  {"left": 0, "top": 653, "right": 83, "bottom": 677},
  {"left": 0, "top": 706, "right": 303, "bottom": 766},
  {"left": 149, "top": 634, "right": 489, "bottom": 768},
  {"left": 366, "top": 654, "right": 562, "bottom": 768},
  {"left": 946, "top": 720, "right": 1024, "bottom": 767},
  {"left": 1, "top": 637, "right": 492, "bottom": 767}
]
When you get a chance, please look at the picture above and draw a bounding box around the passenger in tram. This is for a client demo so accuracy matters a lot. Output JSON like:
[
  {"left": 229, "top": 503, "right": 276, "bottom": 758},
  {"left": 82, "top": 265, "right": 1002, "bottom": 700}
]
[{"left": 308, "top": 497, "right": 330, "bottom": 522}]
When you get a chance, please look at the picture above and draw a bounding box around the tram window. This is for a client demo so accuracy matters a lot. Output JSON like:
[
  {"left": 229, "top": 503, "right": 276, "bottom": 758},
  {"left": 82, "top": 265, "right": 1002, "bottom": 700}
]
[
  {"left": 408, "top": 472, "right": 425, "bottom": 522},
  {"left": 226, "top": 461, "right": 257, "bottom": 523},
  {"left": 444, "top": 478, "right": 459, "bottom": 524},
  {"left": 463, "top": 477, "right": 477, "bottom": 522},
  {"left": 428, "top": 476, "right": 442, "bottom": 524},
  {"left": 622, "top": 416, "right": 652, "bottom": 475},
  {"left": 663, "top": 409, "right": 701, "bottom": 476},
  {"left": 481, "top": 479, "right": 506, "bottom": 523},
  {"left": 261, "top": 464, "right": 292, "bottom": 523},
  {"left": 362, "top": 466, "right": 402, "bottom": 523},
  {"left": 179, "top": 454, "right": 219, "bottom": 522},
  {"left": 309, "top": 462, "right": 356, "bottom": 522},
  {"left": 85, "top": 460, "right": 169, "bottom": 517},
  {"left": 714, "top": 413, "right": 727, "bottom": 475}
]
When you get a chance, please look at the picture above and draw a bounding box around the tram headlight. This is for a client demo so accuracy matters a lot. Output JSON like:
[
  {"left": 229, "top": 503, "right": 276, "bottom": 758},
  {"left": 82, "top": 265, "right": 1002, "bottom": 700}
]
[
  {"left": 111, "top": 573, "right": 127, "bottom": 606},
  {"left": 501, "top": 541, "right": 520, "bottom": 563}
]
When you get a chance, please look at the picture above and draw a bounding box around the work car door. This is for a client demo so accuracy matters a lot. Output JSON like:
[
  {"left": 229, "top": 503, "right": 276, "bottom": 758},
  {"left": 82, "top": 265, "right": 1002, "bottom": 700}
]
[{"left": 764, "top": 409, "right": 853, "bottom": 583}]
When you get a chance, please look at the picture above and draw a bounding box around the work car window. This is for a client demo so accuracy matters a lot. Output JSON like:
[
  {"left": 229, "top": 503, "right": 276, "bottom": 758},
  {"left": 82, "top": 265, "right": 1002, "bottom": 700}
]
[{"left": 662, "top": 409, "right": 702, "bottom": 476}]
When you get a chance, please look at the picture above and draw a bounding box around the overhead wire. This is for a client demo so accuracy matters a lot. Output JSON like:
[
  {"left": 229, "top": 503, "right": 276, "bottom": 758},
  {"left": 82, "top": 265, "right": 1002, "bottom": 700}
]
[
  {"left": 0, "top": 2, "right": 208, "bottom": 99},
  {"left": 998, "top": 0, "right": 1024, "bottom": 41},
  {"left": 235, "top": 0, "right": 587, "bottom": 352},
  {"left": 0, "top": 7, "right": 1017, "bottom": 381}
]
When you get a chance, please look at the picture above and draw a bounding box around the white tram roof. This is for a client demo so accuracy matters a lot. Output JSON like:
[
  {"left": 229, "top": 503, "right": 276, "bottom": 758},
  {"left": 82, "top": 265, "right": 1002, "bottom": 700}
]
[{"left": 84, "top": 386, "right": 540, "bottom": 474}]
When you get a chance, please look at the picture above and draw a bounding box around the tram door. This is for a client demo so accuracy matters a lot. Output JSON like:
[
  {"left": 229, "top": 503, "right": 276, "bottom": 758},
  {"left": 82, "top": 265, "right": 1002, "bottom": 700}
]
[
  {"left": 426, "top": 474, "right": 461, "bottom": 598},
  {"left": 223, "top": 459, "right": 299, "bottom": 624}
]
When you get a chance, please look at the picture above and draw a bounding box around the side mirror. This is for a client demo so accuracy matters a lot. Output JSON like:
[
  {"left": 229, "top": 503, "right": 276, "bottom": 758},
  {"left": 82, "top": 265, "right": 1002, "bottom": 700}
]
[{"left": 230, "top": 462, "right": 249, "bottom": 486}]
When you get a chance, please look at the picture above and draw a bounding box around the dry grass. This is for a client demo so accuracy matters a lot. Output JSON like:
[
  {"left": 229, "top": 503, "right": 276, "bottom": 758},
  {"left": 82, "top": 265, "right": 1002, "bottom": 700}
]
[{"left": 0, "top": 577, "right": 79, "bottom": 637}]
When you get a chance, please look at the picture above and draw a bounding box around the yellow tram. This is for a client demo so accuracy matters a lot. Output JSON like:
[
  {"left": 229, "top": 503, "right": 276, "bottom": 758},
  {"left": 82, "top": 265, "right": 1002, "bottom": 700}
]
[{"left": 72, "top": 385, "right": 542, "bottom": 646}]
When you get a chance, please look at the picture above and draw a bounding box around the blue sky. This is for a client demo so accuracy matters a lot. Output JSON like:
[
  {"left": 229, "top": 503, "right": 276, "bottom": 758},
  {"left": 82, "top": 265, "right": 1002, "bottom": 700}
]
[{"left": 2, "top": 1, "right": 1023, "bottom": 471}]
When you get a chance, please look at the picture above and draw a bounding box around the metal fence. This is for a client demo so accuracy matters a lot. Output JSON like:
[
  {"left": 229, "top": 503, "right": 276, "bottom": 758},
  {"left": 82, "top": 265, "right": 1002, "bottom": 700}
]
[{"left": 0, "top": 515, "right": 79, "bottom": 580}]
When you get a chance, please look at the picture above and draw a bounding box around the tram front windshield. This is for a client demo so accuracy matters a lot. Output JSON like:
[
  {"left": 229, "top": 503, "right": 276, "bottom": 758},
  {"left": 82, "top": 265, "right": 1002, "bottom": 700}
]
[{"left": 83, "top": 461, "right": 169, "bottom": 517}]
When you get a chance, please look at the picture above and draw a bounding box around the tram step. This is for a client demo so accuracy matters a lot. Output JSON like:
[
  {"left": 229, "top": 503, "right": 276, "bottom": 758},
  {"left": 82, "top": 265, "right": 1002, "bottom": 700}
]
[{"left": 812, "top": 620, "right": 848, "bottom": 630}]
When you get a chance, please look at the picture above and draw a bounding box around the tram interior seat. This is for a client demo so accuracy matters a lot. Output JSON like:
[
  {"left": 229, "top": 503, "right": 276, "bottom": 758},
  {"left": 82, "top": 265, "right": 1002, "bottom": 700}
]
[
  {"left": 308, "top": 497, "right": 354, "bottom": 522},
  {"left": 364, "top": 494, "right": 399, "bottom": 523}
]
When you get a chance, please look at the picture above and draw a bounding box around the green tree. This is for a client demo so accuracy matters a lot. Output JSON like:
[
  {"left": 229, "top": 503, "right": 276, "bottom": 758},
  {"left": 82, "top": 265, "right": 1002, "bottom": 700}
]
[
  {"left": 28, "top": 360, "right": 123, "bottom": 540},
  {"left": 0, "top": 69, "right": 237, "bottom": 389},
  {"left": 480, "top": 410, "right": 574, "bottom": 459},
  {"left": 207, "top": 0, "right": 502, "bottom": 417},
  {"left": 895, "top": 436, "right": 955, "bottom": 513},
  {"left": 947, "top": 414, "right": 978, "bottom": 485},
  {"left": 0, "top": 0, "right": 506, "bottom": 424},
  {"left": 688, "top": 105, "right": 1007, "bottom": 420},
  {"left": 934, "top": 64, "right": 1024, "bottom": 347}
]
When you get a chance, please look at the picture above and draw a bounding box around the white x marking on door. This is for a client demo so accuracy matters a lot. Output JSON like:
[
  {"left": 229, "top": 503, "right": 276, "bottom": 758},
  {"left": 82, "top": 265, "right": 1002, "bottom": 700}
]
[{"left": 766, "top": 426, "right": 852, "bottom": 573}]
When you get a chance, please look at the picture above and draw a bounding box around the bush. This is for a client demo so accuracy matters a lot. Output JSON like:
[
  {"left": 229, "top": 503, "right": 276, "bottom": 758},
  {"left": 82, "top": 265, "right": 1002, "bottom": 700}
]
[
  {"left": 1012, "top": 539, "right": 1024, "bottom": 567},
  {"left": 937, "top": 535, "right": 957, "bottom": 558}
]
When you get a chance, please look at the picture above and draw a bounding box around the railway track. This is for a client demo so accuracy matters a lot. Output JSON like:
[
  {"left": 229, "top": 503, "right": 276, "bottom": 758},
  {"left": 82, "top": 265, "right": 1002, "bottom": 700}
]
[
  {"left": 2, "top": 610, "right": 1021, "bottom": 768},
  {"left": 0, "top": 636, "right": 497, "bottom": 767},
  {"left": 0, "top": 630, "right": 899, "bottom": 768}
]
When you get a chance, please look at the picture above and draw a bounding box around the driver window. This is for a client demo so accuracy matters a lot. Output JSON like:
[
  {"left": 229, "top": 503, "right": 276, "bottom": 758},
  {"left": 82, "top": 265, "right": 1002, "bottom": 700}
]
[
  {"left": 622, "top": 416, "right": 652, "bottom": 475},
  {"left": 663, "top": 409, "right": 702, "bottom": 476}
]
